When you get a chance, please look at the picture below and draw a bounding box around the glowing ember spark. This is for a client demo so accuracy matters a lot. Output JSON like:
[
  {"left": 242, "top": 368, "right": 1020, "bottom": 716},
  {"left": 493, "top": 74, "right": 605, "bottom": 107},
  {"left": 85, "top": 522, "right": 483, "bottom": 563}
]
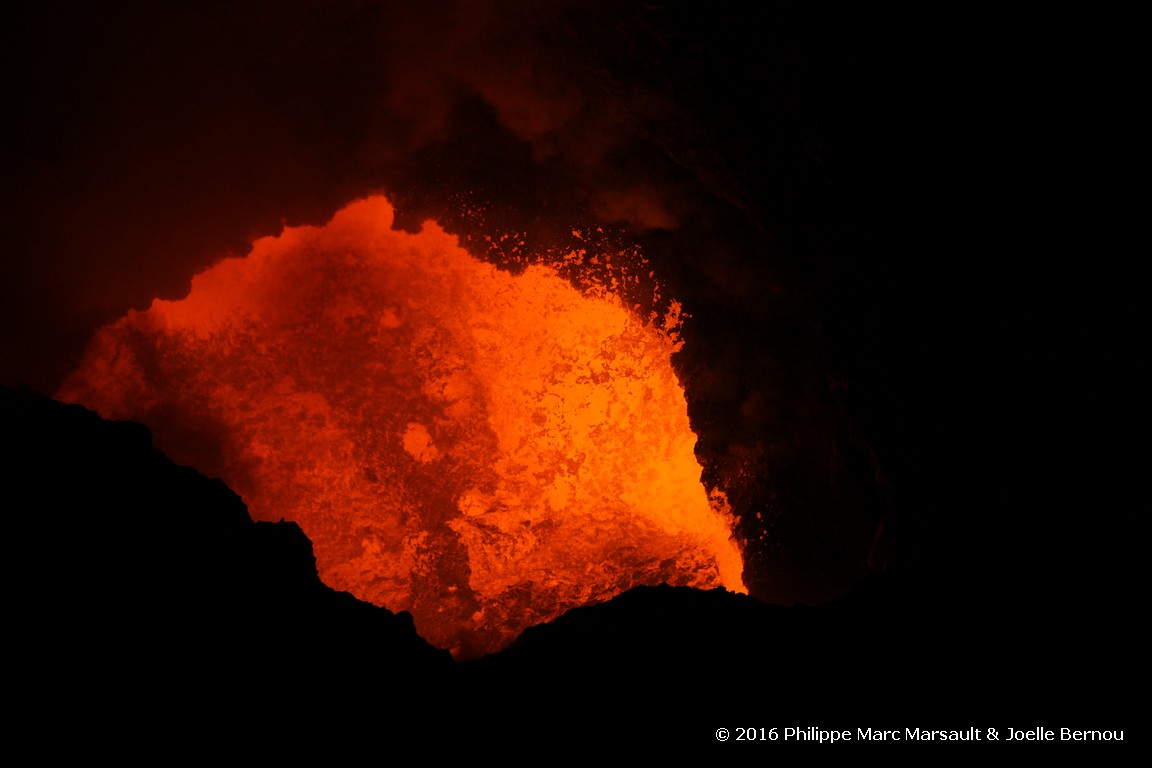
[{"left": 58, "top": 195, "right": 744, "bottom": 658}]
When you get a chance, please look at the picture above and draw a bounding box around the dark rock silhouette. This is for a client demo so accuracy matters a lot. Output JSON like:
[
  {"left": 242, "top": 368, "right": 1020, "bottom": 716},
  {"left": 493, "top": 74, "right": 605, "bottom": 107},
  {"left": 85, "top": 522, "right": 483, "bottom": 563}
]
[
  {"left": 3, "top": 385, "right": 1133, "bottom": 740},
  {"left": 3, "top": 385, "right": 451, "bottom": 731}
]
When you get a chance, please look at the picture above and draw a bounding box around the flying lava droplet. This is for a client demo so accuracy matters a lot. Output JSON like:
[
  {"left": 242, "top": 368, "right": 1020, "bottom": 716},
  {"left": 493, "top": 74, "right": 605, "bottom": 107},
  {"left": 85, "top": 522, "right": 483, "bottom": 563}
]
[{"left": 58, "top": 195, "right": 745, "bottom": 658}]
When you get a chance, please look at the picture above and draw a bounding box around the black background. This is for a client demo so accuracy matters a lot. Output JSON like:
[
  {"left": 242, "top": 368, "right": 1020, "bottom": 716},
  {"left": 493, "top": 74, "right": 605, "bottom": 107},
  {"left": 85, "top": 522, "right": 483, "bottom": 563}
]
[{"left": 2, "top": 1, "right": 1139, "bottom": 731}]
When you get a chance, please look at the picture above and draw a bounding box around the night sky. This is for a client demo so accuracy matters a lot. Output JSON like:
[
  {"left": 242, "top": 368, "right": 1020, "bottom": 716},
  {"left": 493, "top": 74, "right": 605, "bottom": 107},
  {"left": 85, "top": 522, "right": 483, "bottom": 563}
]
[{"left": 2, "top": 0, "right": 1139, "bottom": 703}]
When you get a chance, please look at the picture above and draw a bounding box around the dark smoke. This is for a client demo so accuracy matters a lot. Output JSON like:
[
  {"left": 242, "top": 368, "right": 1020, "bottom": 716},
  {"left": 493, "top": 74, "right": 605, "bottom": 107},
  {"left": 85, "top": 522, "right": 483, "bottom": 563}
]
[{"left": 2, "top": 1, "right": 1137, "bottom": 613}]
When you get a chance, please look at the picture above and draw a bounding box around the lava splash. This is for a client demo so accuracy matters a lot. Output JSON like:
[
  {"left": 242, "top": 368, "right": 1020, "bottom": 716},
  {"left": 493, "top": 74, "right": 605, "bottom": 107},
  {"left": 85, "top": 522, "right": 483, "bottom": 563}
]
[{"left": 58, "top": 195, "right": 744, "bottom": 658}]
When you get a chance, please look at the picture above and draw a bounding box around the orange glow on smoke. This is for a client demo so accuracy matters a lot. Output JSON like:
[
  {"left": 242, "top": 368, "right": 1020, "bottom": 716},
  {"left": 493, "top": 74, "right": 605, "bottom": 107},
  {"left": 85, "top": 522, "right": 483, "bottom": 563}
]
[{"left": 58, "top": 196, "right": 744, "bottom": 658}]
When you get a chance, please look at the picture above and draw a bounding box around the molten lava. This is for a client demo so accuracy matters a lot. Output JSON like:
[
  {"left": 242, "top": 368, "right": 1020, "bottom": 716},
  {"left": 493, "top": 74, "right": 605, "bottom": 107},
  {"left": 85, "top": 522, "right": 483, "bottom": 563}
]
[{"left": 58, "top": 196, "right": 744, "bottom": 658}]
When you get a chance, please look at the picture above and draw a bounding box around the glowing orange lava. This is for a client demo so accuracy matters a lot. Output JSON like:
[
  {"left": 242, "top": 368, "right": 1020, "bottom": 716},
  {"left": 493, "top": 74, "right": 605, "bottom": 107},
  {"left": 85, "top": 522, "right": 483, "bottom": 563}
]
[{"left": 58, "top": 195, "right": 744, "bottom": 658}]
